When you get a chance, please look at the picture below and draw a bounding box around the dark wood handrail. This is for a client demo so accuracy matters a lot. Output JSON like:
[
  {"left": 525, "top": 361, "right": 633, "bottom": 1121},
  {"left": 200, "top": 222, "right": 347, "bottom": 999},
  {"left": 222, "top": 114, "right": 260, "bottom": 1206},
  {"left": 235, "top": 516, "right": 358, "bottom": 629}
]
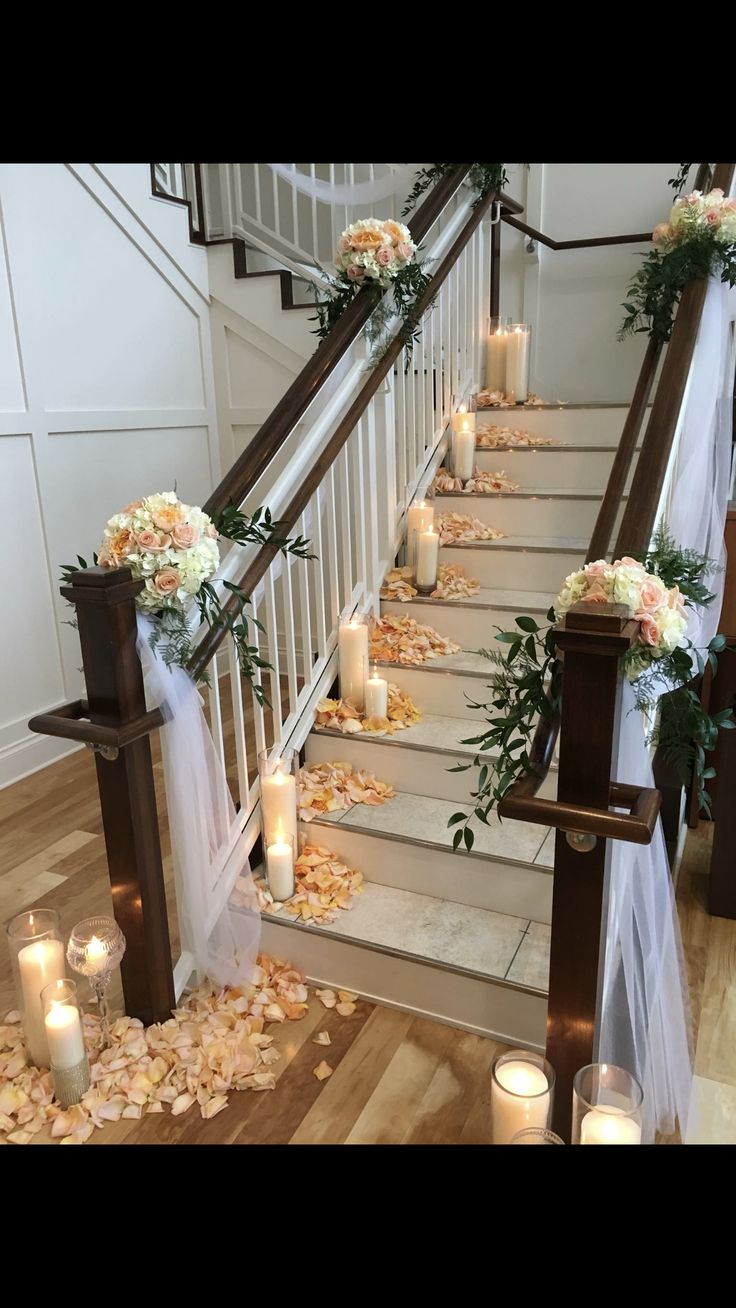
[
  {"left": 189, "top": 185, "right": 500, "bottom": 682},
  {"left": 502, "top": 214, "right": 653, "bottom": 251},
  {"left": 201, "top": 166, "right": 473, "bottom": 518},
  {"left": 615, "top": 160, "right": 734, "bottom": 556}
]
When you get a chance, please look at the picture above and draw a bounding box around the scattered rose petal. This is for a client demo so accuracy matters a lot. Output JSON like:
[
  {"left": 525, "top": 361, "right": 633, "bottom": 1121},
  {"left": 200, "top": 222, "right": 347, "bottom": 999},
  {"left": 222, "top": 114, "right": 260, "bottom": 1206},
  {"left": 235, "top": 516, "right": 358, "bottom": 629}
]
[
  {"left": 336, "top": 1002, "right": 357, "bottom": 1016},
  {"left": 7, "top": 1130, "right": 32, "bottom": 1145},
  {"left": 313, "top": 1031, "right": 331, "bottom": 1046},
  {"left": 313, "top": 1061, "right": 333, "bottom": 1082},
  {"left": 171, "top": 1092, "right": 196, "bottom": 1116},
  {"left": 337, "top": 991, "right": 358, "bottom": 1002},
  {"left": 316, "top": 989, "right": 337, "bottom": 1009}
]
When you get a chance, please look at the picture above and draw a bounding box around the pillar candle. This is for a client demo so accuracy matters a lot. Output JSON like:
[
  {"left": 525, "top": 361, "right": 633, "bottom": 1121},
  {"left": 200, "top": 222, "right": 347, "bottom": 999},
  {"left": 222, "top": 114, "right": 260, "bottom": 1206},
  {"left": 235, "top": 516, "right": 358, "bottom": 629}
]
[
  {"left": 44, "top": 1001, "right": 86, "bottom": 1071},
  {"left": 451, "top": 404, "right": 477, "bottom": 435},
  {"left": 18, "top": 938, "right": 65, "bottom": 1067},
  {"left": 579, "top": 1106, "right": 642, "bottom": 1145},
  {"left": 338, "top": 619, "right": 368, "bottom": 710},
  {"left": 452, "top": 429, "right": 476, "bottom": 483},
  {"left": 491, "top": 1059, "right": 550, "bottom": 1143},
  {"left": 505, "top": 324, "right": 531, "bottom": 403},
  {"left": 485, "top": 324, "right": 508, "bottom": 390},
  {"left": 416, "top": 527, "right": 439, "bottom": 589},
  {"left": 260, "top": 764, "right": 297, "bottom": 843},
  {"left": 266, "top": 837, "right": 295, "bottom": 902},
  {"left": 406, "top": 500, "right": 434, "bottom": 568},
  {"left": 365, "top": 666, "right": 388, "bottom": 718}
]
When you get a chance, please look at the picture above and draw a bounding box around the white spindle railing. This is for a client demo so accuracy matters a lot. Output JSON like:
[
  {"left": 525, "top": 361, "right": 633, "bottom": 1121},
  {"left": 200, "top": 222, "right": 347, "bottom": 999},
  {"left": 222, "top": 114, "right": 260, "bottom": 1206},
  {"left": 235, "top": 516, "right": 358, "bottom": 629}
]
[{"left": 165, "top": 189, "right": 488, "bottom": 990}]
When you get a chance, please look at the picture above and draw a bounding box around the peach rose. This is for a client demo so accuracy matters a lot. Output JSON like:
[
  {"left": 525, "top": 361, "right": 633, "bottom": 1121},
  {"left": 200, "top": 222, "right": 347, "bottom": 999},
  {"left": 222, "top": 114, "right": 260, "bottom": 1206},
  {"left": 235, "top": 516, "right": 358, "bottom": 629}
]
[
  {"left": 617, "top": 556, "right": 641, "bottom": 568},
  {"left": 710, "top": 188, "right": 724, "bottom": 199},
  {"left": 136, "top": 529, "right": 171, "bottom": 552},
  {"left": 726, "top": 200, "right": 736, "bottom": 213},
  {"left": 206, "top": 523, "right": 218, "bottom": 539},
  {"left": 636, "top": 611, "right": 659, "bottom": 645},
  {"left": 583, "top": 585, "right": 609, "bottom": 604},
  {"left": 346, "top": 263, "right": 365, "bottom": 281},
  {"left": 382, "top": 220, "right": 406, "bottom": 246},
  {"left": 667, "top": 584, "right": 686, "bottom": 613},
  {"left": 349, "top": 227, "right": 387, "bottom": 251},
  {"left": 585, "top": 560, "right": 609, "bottom": 577},
  {"left": 170, "top": 522, "right": 199, "bottom": 549},
  {"left": 122, "top": 499, "right": 143, "bottom": 513},
  {"left": 152, "top": 505, "right": 184, "bottom": 531},
  {"left": 652, "top": 223, "right": 671, "bottom": 244},
  {"left": 705, "top": 208, "right": 721, "bottom": 228},
  {"left": 375, "top": 246, "right": 393, "bottom": 266},
  {"left": 107, "top": 528, "right": 134, "bottom": 563},
  {"left": 397, "top": 241, "right": 414, "bottom": 260},
  {"left": 639, "top": 579, "right": 665, "bottom": 612},
  {"left": 339, "top": 235, "right": 352, "bottom": 251},
  {"left": 152, "top": 567, "right": 181, "bottom": 597}
]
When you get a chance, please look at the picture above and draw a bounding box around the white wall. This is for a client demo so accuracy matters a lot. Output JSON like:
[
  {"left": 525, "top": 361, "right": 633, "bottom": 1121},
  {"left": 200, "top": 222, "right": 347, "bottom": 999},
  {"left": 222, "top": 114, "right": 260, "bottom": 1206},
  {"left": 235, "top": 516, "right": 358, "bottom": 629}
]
[
  {"left": 497, "top": 163, "right": 691, "bottom": 402},
  {"left": 0, "top": 163, "right": 220, "bottom": 786}
]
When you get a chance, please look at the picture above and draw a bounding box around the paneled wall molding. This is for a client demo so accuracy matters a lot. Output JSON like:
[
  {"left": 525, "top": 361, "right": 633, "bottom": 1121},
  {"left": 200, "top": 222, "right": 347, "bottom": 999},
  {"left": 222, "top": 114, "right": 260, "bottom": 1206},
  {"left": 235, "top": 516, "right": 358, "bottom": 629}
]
[{"left": 0, "top": 163, "right": 221, "bottom": 788}]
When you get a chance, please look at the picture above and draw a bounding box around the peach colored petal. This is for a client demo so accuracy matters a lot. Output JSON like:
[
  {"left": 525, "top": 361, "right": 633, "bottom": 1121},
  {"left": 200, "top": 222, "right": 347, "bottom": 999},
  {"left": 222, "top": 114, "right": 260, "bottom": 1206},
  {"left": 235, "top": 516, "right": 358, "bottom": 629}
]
[
  {"left": 313, "top": 1061, "right": 333, "bottom": 1081},
  {"left": 313, "top": 1031, "right": 332, "bottom": 1046},
  {"left": 7, "top": 1130, "right": 32, "bottom": 1145},
  {"left": 336, "top": 1002, "right": 357, "bottom": 1016},
  {"left": 316, "top": 989, "right": 337, "bottom": 1009},
  {"left": 171, "top": 1092, "right": 196, "bottom": 1116}
]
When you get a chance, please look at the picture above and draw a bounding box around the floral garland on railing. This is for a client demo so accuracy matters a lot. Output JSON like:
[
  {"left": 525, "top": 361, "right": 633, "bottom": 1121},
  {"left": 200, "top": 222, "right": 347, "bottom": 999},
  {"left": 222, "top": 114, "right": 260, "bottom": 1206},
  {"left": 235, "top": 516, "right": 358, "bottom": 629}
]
[
  {"left": 61, "top": 492, "right": 313, "bottom": 696},
  {"left": 619, "top": 182, "right": 736, "bottom": 343},
  {"left": 401, "top": 163, "right": 510, "bottom": 216},
  {"left": 448, "top": 528, "right": 734, "bottom": 851}
]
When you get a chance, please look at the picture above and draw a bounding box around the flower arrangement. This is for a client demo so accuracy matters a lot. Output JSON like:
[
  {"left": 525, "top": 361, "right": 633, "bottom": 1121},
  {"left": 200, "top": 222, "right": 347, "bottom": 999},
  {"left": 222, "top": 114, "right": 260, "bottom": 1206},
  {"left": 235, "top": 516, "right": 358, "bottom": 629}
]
[
  {"left": 334, "top": 218, "right": 416, "bottom": 288},
  {"left": 620, "top": 182, "right": 736, "bottom": 343},
  {"left": 448, "top": 528, "right": 734, "bottom": 850},
  {"left": 62, "top": 494, "right": 312, "bottom": 693}
]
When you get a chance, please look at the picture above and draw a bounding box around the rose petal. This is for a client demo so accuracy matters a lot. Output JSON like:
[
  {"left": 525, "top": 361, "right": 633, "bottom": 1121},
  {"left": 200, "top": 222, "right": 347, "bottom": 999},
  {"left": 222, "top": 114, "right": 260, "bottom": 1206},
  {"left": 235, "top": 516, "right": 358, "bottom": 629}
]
[
  {"left": 313, "top": 1061, "right": 333, "bottom": 1082},
  {"left": 312, "top": 1031, "right": 331, "bottom": 1046}
]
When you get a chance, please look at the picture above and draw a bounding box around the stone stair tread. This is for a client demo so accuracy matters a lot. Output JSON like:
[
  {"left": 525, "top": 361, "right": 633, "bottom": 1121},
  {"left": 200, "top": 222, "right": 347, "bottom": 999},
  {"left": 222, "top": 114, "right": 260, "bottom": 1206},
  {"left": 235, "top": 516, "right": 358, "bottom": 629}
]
[
  {"left": 382, "top": 584, "right": 553, "bottom": 612},
  {"left": 374, "top": 650, "right": 500, "bottom": 678},
  {"left": 441, "top": 533, "right": 587, "bottom": 552},
  {"left": 310, "top": 789, "right": 555, "bottom": 869},
  {"left": 257, "top": 878, "right": 549, "bottom": 993},
  {"left": 313, "top": 710, "right": 560, "bottom": 770},
  {"left": 434, "top": 487, "right": 610, "bottom": 500}
]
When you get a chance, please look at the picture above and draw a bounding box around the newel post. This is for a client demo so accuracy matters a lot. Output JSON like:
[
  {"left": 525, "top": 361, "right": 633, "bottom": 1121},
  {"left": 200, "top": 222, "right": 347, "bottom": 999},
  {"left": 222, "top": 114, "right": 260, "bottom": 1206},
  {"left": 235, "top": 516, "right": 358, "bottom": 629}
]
[
  {"left": 60, "top": 566, "right": 175, "bottom": 1025},
  {"left": 547, "top": 602, "right": 638, "bottom": 1140}
]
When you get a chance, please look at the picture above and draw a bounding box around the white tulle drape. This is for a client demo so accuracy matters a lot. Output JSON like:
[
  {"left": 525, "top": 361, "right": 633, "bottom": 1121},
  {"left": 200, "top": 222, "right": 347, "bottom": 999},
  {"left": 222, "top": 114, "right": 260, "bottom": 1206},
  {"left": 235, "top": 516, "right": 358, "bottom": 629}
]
[
  {"left": 266, "top": 163, "right": 417, "bottom": 207},
  {"left": 599, "top": 277, "right": 735, "bottom": 1141},
  {"left": 136, "top": 617, "right": 261, "bottom": 990}
]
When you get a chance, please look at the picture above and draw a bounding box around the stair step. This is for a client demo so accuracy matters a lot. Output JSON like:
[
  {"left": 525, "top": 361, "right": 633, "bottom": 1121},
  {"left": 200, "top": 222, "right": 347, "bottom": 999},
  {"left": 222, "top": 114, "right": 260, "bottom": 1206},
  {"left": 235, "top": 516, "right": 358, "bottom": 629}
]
[
  {"left": 306, "top": 717, "right": 558, "bottom": 805},
  {"left": 473, "top": 445, "right": 637, "bottom": 491},
  {"left": 256, "top": 882, "right": 548, "bottom": 1047},
  {"left": 477, "top": 405, "right": 640, "bottom": 445},
  {"left": 371, "top": 660, "right": 498, "bottom": 718},
  {"left": 381, "top": 587, "right": 552, "bottom": 647},
  {"left": 432, "top": 491, "right": 617, "bottom": 537},
  {"left": 440, "top": 538, "right": 585, "bottom": 590}
]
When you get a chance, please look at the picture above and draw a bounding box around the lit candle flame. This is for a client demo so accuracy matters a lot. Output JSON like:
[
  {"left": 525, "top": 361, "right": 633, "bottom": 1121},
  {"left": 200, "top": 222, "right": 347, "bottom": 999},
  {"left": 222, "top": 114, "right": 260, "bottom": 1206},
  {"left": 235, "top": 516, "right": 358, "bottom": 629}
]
[{"left": 459, "top": 403, "right": 467, "bottom": 414}]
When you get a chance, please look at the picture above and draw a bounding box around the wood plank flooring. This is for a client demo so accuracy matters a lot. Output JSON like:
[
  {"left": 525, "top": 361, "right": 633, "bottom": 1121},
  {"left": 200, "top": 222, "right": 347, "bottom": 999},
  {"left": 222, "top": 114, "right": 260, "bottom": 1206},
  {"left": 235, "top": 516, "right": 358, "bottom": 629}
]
[{"left": 1, "top": 746, "right": 735, "bottom": 1144}]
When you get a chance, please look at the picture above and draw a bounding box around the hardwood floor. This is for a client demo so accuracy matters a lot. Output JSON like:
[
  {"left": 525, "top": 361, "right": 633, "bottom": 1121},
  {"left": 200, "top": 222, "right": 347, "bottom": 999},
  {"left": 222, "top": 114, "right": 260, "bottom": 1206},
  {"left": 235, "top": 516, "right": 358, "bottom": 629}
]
[{"left": 1, "top": 746, "right": 735, "bottom": 1144}]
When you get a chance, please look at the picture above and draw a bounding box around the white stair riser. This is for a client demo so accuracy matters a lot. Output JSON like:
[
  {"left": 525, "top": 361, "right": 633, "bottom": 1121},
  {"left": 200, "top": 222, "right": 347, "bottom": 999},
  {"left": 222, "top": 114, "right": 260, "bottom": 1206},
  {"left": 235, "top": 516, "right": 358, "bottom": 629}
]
[
  {"left": 260, "top": 916, "right": 547, "bottom": 1048},
  {"left": 433, "top": 494, "right": 607, "bottom": 536},
  {"left": 474, "top": 446, "right": 635, "bottom": 491},
  {"left": 299, "top": 818, "right": 554, "bottom": 922},
  {"left": 372, "top": 665, "right": 496, "bottom": 718},
  {"left": 381, "top": 599, "right": 550, "bottom": 648},
  {"left": 440, "top": 545, "right": 585, "bottom": 591},
  {"left": 305, "top": 728, "right": 558, "bottom": 805},
  {"left": 481, "top": 407, "right": 634, "bottom": 445}
]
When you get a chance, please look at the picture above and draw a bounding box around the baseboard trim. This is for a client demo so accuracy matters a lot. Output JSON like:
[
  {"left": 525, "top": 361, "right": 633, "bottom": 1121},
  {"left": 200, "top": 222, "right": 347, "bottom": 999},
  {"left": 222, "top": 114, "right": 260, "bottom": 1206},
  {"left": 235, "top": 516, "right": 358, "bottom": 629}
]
[{"left": 0, "top": 730, "right": 82, "bottom": 790}]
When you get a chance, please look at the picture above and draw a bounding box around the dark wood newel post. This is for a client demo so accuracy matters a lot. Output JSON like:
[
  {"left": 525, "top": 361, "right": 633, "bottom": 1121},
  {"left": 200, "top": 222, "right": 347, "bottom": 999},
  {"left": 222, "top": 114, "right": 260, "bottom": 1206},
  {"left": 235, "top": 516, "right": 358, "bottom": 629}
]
[
  {"left": 547, "top": 603, "right": 638, "bottom": 1140},
  {"left": 60, "top": 566, "right": 175, "bottom": 1025}
]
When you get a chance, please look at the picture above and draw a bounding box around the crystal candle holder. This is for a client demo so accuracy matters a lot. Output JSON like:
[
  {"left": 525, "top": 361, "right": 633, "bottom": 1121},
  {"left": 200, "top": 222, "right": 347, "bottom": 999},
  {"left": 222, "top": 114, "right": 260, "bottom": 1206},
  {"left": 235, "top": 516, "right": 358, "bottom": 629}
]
[
  {"left": 572, "top": 1063, "right": 643, "bottom": 1144},
  {"left": 265, "top": 831, "right": 295, "bottom": 903},
  {"left": 337, "top": 612, "right": 369, "bottom": 711},
  {"left": 505, "top": 323, "right": 532, "bottom": 404},
  {"left": 42, "top": 977, "right": 90, "bottom": 1108},
  {"left": 66, "top": 916, "right": 126, "bottom": 1043},
  {"left": 7, "top": 908, "right": 65, "bottom": 1067},
  {"left": 485, "top": 315, "right": 511, "bottom": 392},
  {"left": 491, "top": 1049, "right": 555, "bottom": 1144},
  {"left": 258, "top": 747, "right": 298, "bottom": 846},
  {"left": 510, "top": 1127, "right": 565, "bottom": 1145}
]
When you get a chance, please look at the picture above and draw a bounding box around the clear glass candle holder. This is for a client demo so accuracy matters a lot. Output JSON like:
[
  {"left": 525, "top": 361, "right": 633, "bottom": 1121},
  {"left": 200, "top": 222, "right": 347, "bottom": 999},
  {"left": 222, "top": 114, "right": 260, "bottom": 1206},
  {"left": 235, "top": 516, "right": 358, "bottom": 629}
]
[
  {"left": 505, "top": 322, "right": 532, "bottom": 404},
  {"left": 491, "top": 1049, "right": 555, "bottom": 1144},
  {"left": 337, "top": 612, "right": 369, "bottom": 711},
  {"left": 6, "top": 908, "right": 65, "bottom": 1068},
  {"left": 258, "top": 747, "right": 298, "bottom": 846},
  {"left": 450, "top": 395, "right": 477, "bottom": 483},
  {"left": 510, "top": 1127, "right": 565, "bottom": 1145},
  {"left": 265, "top": 831, "right": 295, "bottom": 903},
  {"left": 572, "top": 1063, "right": 643, "bottom": 1144},
  {"left": 485, "top": 315, "right": 511, "bottom": 392},
  {"left": 66, "top": 915, "right": 126, "bottom": 1044},
  {"left": 41, "top": 977, "right": 90, "bottom": 1108}
]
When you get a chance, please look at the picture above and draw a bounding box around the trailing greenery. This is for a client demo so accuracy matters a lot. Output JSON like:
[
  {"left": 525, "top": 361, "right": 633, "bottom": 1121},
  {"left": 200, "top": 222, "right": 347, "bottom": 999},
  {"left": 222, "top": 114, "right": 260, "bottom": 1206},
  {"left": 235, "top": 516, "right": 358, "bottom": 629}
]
[
  {"left": 668, "top": 163, "right": 694, "bottom": 195},
  {"left": 401, "top": 163, "right": 510, "bottom": 216},
  {"left": 449, "top": 526, "right": 734, "bottom": 849},
  {"left": 309, "top": 257, "right": 435, "bottom": 372},
  {"left": 61, "top": 504, "right": 315, "bottom": 698},
  {"left": 618, "top": 236, "right": 736, "bottom": 344}
]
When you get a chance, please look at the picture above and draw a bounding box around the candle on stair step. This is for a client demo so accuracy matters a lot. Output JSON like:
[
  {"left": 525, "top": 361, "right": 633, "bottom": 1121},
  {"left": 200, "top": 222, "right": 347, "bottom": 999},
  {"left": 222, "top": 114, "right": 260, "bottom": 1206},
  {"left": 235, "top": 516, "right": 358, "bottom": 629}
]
[
  {"left": 452, "top": 429, "right": 476, "bottom": 483},
  {"left": 485, "top": 316, "right": 509, "bottom": 391},
  {"left": 365, "top": 665, "right": 388, "bottom": 719},
  {"left": 406, "top": 500, "right": 434, "bottom": 570},
  {"left": 338, "top": 615, "right": 369, "bottom": 711},
  {"left": 258, "top": 750, "right": 298, "bottom": 844},
  {"left": 505, "top": 323, "right": 531, "bottom": 403},
  {"left": 451, "top": 403, "right": 477, "bottom": 435},
  {"left": 266, "top": 833, "right": 295, "bottom": 902},
  {"left": 416, "top": 525, "right": 439, "bottom": 590}
]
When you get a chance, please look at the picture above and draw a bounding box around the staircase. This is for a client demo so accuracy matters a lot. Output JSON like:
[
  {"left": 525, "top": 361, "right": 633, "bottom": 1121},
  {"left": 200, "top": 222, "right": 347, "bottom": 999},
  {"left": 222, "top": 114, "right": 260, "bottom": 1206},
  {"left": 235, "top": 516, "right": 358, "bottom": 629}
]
[{"left": 255, "top": 403, "right": 644, "bottom": 1049}]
